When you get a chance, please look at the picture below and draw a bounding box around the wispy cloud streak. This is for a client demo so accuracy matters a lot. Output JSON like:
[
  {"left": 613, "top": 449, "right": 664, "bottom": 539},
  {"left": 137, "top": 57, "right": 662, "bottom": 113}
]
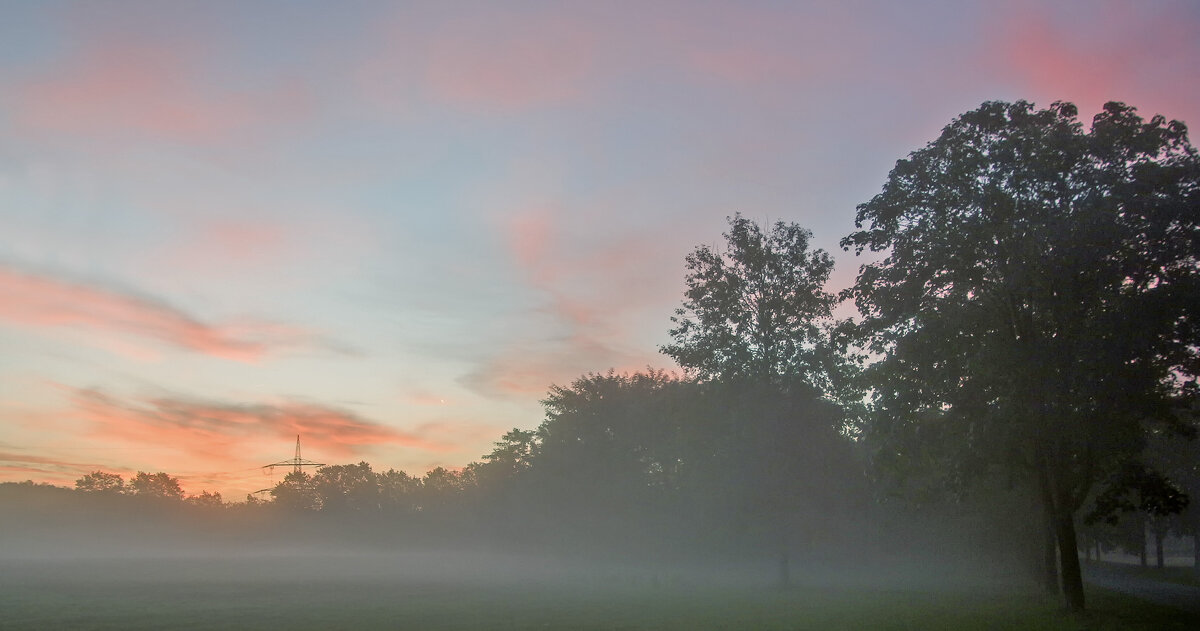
[
  {"left": 0, "top": 265, "right": 315, "bottom": 361},
  {"left": 72, "top": 388, "right": 444, "bottom": 458}
]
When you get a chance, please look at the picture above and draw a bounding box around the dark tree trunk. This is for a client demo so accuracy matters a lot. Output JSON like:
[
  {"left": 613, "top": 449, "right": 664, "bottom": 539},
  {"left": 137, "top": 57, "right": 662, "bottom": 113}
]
[
  {"left": 1056, "top": 513, "right": 1085, "bottom": 613},
  {"left": 1155, "top": 529, "right": 1165, "bottom": 570}
]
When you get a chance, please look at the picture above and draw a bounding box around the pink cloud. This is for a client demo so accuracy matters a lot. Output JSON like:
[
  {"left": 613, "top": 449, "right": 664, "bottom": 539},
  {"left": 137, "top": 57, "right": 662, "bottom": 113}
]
[
  {"left": 360, "top": 4, "right": 874, "bottom": 114},
  {"left": 0, "top": 265, "right": 311, "bottom": 361},
  {"left": 0, "top": 451, "right": 119, "bottom": 489},
  {"left": 0, "top": 466, "right": 80, "bottom": 489},
  {"left": 985, "top": 2, "right": 1200, "bottom": 124},
  {"left": 0, "top": 451, "right": 106, "bottom": 472},
  {"left": 458, "top": 211, "right": 676, "bottom": 399},
  {"left": 204, "top": 220, "right": 289, "bottom": 256},
  {"left": 424, "top": 12, "right": 600, "bottom": 111},
  {"left": 72, "top": 388, "right": 446, "bottom": 460},
  {"left": 654, "top": 3, "right": 865, "bottom": 88},
  {"left": 506, "top": 208, "right": 556, "bottom": 273},
  {"left": 15, "top": 39, "right": 310, "bottom": 145},
  {"left": 147, "top": 218, "right": 294, "bottom": 278},
  {"left": 362, "top": 7, "right": 617, "bottom": 113},
  {"left": 460, "top": 344, "right": 663, "bottom": 400}
]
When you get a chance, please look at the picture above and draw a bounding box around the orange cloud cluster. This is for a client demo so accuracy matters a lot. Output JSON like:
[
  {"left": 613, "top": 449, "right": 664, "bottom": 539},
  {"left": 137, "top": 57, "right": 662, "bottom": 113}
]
[
  {"left": 0, "top": 265, "right": 311, "bottom": 361},
  {"left": 72, "top": 388, "right": 443, "bottom": 460}
]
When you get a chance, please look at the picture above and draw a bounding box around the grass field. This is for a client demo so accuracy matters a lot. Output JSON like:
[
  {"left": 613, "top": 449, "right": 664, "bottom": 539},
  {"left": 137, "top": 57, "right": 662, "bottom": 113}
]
[
  {"left": 2, "top": 557, "right": 1197, "bottom": 630},
  {"left": 1092, "top": 560, "right": 1200, "bottom": 588}
]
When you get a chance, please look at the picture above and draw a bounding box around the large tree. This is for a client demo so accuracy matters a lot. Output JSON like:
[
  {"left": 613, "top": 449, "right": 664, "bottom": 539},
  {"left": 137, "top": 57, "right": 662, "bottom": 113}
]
[{"left": 842, "top": 100, "right": 1200, "bottom": 611}]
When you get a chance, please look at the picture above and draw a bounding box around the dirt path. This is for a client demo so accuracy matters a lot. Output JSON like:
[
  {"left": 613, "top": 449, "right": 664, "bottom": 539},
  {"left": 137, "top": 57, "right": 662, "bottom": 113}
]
[{"left": 1083, "top": 564, "right": 1200, "bottom": 614}]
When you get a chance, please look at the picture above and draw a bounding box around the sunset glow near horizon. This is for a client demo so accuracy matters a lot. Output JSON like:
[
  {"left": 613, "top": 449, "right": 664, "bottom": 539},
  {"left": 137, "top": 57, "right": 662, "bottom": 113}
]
[{"left": 2, "top": 1, "right": 1198, "bottom": 500}]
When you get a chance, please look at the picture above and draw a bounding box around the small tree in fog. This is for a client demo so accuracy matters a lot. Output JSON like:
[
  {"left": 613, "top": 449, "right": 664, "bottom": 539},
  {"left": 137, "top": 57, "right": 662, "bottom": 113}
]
[
  {"left": 1135, "top": 419, "right": 1200, "bottom": 572},
  {"left": 75, "top": 471, "right": 125, "bottom": 494},
  {"left": 1086, "top": 460, "right": 1189, "bottom": 569},
  {"left": 129, "top": 471, "right": 184, "bottom": 500},
  {"left": 661, "top": 216, "right": 860, "bottom": 586}
]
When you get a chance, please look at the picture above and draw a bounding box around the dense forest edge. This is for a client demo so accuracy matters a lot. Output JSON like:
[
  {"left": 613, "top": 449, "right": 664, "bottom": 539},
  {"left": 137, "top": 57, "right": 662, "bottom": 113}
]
[{"left": 2, "top": 100, "right": 1199, "bottom": 617}]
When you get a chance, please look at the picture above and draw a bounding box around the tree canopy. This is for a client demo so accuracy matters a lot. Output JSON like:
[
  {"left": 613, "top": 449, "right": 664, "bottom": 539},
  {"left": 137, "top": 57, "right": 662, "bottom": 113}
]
[
  {"left": 842, "top": 100, "right": 1200, "bottom": 611},
  {"left": 129, "top": 471, "right": 184, "bottom": 501},
  {"left": 661, "top": 213, "right": 838, "bottom": 389},
  {"left": 75, "top": 471, "right": 125, "bottom": 494}
]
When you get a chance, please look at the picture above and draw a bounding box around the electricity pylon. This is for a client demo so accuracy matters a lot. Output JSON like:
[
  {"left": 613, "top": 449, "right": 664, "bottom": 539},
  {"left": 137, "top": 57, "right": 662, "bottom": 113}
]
[
  {"left": 254, "top": 435, "right": 325, "bottom": 495},
  {"left": 266, "top": 435, "right": 326, "bottom": 474}
]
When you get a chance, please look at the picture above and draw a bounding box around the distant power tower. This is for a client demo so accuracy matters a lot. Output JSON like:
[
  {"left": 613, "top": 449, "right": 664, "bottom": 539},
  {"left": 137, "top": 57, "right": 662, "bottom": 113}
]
[
  {"left": 254, "top": 435, "right": 325, "bottom": 496},
  {"left": 266, "top": 435, "right": 326, "bottom": 475}
]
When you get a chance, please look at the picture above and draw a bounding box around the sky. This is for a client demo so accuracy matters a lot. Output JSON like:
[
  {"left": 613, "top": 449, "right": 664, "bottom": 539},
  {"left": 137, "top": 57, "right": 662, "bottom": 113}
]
[{"left": 1, "top": 0, "right": 1198, "bottom": 500}]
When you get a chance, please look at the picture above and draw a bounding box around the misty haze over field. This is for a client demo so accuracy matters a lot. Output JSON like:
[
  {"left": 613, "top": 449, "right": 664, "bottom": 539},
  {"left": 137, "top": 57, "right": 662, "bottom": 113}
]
[{"left": 3, "top": 1, "right": 1200, "bottom": 628}]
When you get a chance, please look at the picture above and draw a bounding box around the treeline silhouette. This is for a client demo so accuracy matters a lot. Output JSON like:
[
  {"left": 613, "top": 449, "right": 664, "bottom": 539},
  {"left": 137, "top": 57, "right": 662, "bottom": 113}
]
[{"left": 1, "top": 373, "right": 1036, "bottom": 580}]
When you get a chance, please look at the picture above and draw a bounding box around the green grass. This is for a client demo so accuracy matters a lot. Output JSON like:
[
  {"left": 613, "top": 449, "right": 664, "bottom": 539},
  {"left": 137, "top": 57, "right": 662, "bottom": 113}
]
[
  {"left": 1080, "top": 587, "right": 1199, "bottom": 631},
  {"left": 2, "top": 568, "right": 1196, "bottom": 631}
]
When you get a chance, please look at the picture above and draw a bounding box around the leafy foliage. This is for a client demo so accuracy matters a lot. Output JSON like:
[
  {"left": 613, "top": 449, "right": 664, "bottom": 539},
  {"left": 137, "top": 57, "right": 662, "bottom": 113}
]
[
  {"left": 1086, "top": 461, "right": 1189, "bottom": 526},
  {"left": 270, "top": 470, "right": 319, "bottom": 511},
  {"left": 842, "top": 99, "right": 1200, "bottom": 610},
  {"left": 313, "top": 462, "right": 379, "bottom": 512},
  {"left": 662, "top": 214, "right": 839, "bottom": 389},
  {"left": 129, "top": 471, "right": 184, "bottom": 500},
  {"left": 186, "top": 490, "right": 225, "bottom": 508},
  {"left": 75, "top": 470, "right": 125, "bottom": 494}
]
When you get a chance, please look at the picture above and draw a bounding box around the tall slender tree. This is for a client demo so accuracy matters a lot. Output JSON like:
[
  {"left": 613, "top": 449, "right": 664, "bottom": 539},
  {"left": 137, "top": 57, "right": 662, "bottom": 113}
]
[
  {"left": 661, "top": 213, "right": 840, "bottom": 391},
  {"left": 661, "top": 215, "right": 859, "bottom": 585}
]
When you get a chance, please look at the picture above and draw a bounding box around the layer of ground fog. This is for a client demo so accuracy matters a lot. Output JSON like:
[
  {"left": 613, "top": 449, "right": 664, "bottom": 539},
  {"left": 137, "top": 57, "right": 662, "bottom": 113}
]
[{"left": 2, "top": 552, "right": 1197, "bottom": 631}]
